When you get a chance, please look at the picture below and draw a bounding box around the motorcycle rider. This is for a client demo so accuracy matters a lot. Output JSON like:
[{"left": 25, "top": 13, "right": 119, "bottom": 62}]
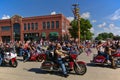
[
  {"left": 116, "top": 41, "right": 120, "bottom": 50},
  {"left": 23, "top": 40, "right": 31, "bottom": 62},
  {"left": 4, "top": 43, "right": 11, "bottom": 52},
  {"left": 0, "top": 43, "right": 11, "bottom": 65},
  {"left": 96, "top": 40, "right": 116, "bottom": 68},
  {"left": 104, "top": 39, "right": 116, "bottom": 68},
  {"left": 96, "top": 41, "right": 108, "bottom": 60},
  {"left": 46, "top": 41, "right": 56, "bottom": 60},
  {"left": 54, "top": 43, "right": 69, "bottom": 77},
  {"left": 0, "top": 44, "right": 4, "bottom": 65}
]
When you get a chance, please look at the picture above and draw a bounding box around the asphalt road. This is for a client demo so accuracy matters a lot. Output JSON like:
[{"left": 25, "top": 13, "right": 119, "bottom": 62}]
[{"left": 0, "top": 48, "right": 120, "bottom": 80}]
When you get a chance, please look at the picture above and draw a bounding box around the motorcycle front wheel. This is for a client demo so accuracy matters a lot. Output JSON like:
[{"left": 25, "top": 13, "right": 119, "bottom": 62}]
[
  {"left": 74, "top": 63, "right": 87, "bottom": 75},
  {"left": 10, "top": 60, "right": 18, "bottom": 68}
]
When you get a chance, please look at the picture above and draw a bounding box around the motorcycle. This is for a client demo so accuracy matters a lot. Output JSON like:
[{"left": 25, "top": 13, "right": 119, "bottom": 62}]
[
  {"left": 90, "top": 52, "right": 120, "bottom": 68},
  {"left": 1, "top": 51, "right": 18, "bottom": 68},
  {"left": 112, "top": 52, "right": 120, "bottom": 67},
  {"left": 40, "top": 52, "right": 87, "bottom": 75},
  {"left": 23, "top": 50, "right": 46, "bottom": 62}
]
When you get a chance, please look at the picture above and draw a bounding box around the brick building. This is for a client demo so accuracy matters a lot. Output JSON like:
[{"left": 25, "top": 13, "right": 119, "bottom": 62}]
[{"left": 0, "top": 14, "right": 71, "bottom": 42}]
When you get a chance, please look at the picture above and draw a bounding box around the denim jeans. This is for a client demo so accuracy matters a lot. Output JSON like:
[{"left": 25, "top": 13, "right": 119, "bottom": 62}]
[
  {"left": 0, "top": 54, "right": 3, "bottom": 65},
  {"left": 19, "top": 48, "right": 23, "bottom": 56},
  {"left": 98, "top": 51, "right": 109, "bottom": 60},
  {"left": 57, "top": 58, "right": 67, "bottom": 75},
  {"left": 24, "top": 49, "right": 30, "bottom": 61}
]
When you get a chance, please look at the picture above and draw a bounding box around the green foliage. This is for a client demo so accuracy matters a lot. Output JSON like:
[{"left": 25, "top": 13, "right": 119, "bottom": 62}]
[
  {"left": 69, "top": 20, "right": 78, "bottom": 39},
  {"left": 113, "top": 35, "right": 120, "bottom": 40},
  {"left": 95, "top": 32, "right": 114, "bottom": 40},
  {"left": 69, "top": 18, "right": 93, "bottom": 40}
]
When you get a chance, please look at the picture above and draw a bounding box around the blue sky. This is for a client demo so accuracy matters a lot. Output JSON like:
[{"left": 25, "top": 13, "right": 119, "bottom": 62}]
[{"left": 1, "top": 0, "right": 120, "bottom": 37}]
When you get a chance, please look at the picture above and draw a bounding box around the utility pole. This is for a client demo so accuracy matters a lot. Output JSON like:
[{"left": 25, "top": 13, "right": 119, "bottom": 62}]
[{"left": 72, "top": 4, "right": 80, "bottom": 44}]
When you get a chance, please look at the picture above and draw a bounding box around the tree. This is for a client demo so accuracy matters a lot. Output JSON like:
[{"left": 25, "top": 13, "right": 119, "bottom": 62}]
[
  {"left": 95, "top": 32, "right": 114, "bottom": 40},
  {"left": 69, "top": 20, "right": 78, "bottom": 39},
  {"left": 69, "top": 18, "right": 93, "bottom": 40},
  {"left": 113, "top": 35, "right": 120, "bottom": 40}
]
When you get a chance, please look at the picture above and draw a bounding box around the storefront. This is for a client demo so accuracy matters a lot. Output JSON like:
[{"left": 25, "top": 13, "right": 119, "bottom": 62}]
[{"left": 49, "top": 32, "right": 59, "bottom": 41}]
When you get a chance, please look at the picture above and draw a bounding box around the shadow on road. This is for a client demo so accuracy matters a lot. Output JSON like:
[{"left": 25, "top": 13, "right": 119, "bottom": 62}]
[
  {"left": 87, "top": 63, "right": 114, "bottom": 69},
  {"left": 28, "top": 68, "right": 73, "bottom": 77},
  {"left": 28, "top": 68, "right": 48, "bottom": 74},
  {"left": 0, "top": 65, "right": 11, "bottom": 68}
]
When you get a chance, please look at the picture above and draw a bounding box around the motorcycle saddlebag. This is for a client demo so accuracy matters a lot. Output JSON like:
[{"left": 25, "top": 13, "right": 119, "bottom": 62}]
[{"left": 41, "top": 61, "right": 54, "bottom": 71}]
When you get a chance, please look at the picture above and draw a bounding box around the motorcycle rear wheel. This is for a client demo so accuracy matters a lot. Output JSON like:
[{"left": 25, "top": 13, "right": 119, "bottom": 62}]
[{"left": 74, "top": 63, "right": 87, "bottom": 75}]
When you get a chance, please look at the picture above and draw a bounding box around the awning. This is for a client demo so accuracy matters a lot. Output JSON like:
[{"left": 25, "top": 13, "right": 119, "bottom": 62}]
[
  {"left": 41, "top": 32, "right": 46, "bottom": 37},
  {"left": 49, "top": 32, "right": 59, "bottom": 37}
]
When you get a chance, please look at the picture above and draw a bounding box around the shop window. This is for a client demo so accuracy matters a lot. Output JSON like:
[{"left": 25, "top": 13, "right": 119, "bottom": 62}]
[
  {"left": 1, "top": 26, "right": 10, "bottom": 31},
  {"left": 24, "top": 23, "right": 27, "bottom": 30},
  {"left": 51, "top": 21, "right": 54, "bottom": 29},
  {"left": 42, "top": 22, "right": 46, "bottom": 29},
  {"left": 28, "top": 23, "right": 30, "bottom": 30},
  {"left": 35, "top": 23, "right": 38, "bottom": 30},
  {"left": 31, "top": 23, "right": 34, "bottom": 30},
  {"left": 47, "top": 21, "right": 50, "bottom": 29},
  {"left": 56, "top": 21, "right": 59, "bottom": 29}
]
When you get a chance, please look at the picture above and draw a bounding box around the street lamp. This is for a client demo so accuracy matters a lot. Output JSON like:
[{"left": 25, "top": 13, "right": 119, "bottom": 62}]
[{"left": 72, "top": 4, "right": 80, "bottom": 44}]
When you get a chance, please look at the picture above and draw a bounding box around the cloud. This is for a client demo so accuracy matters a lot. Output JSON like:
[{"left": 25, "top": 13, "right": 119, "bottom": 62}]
[
  {"left": 92, "top": 20, "right": 97, "bottom": 23},
  {"left": 109, "top": 23, "right": 115, "bottom": 30},
  {"left": 81, "top": 12, "right": 90, "bottom": 19},
  {"left": 90, "top": 27, "right": 94, "bottom": 33},
  {"left": 67, "top": 12, "right": 91, "bottom": 22},
  {"left": 51, "top": 11, "right": 56, "bottom": 15},
  {"left": 93, "top": 31, "right": 103, "bottom": 37},
  {"left": 67, "top": 16, "right": 74, "bottom": 22},
  {"left": 95, "top": 23, "right": 120, "bottom": 36},
  {"left": 101, "top": 23, "right": 120, "bottom": 36},
  {"left": 2, "top": 14, "right": 10, "bottom": 19},
  {"left": 110, "top": 8, "right": 120, "bottom": 20},
  {"left": 98, "top": 22, "right": 106, "bottom": 28}
]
